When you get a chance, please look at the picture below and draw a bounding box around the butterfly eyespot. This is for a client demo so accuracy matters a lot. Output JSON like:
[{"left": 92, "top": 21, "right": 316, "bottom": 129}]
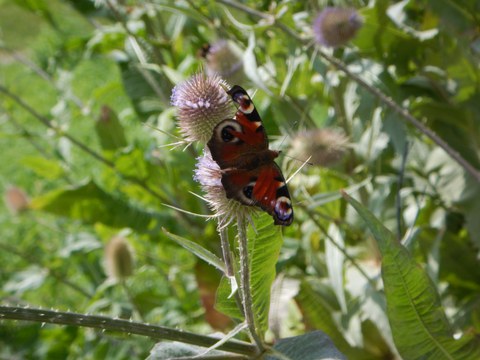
[
  {"left": 215, "top": 119, "right": 243, "bottom": 144},
  {"left": 243, "top": 185, "right": 254, "bottom": 199},
  {"left": 274, "top": 196, "right": 293, "bottom": 222},
  {"left": 221, "top": 126, "right": 235, "bottom": 142}
]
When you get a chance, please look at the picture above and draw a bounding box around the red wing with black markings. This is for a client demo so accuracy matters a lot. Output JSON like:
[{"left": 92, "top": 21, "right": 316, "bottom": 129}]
[{"left": 207, "top": 85, "right": 293, "bottom": 226}]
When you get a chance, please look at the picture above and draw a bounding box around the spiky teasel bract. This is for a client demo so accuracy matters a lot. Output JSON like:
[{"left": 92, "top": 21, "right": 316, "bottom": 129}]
[
  {"left": 172, "top": 73, "right": 253, "bottom": 224},
  {"left": 193, "top": 150, "right": 254, "bottom": 228},
  {"left": 105, "top": 236, "right": 135, "bottom": 281},
  {"left": 313, "top": 7, "right": 363, "bottom": 48},
  {"left": 171, "top": 73, "right": 234, "bottom": 144}
]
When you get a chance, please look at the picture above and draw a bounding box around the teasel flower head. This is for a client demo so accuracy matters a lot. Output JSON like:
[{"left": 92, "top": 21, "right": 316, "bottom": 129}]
[
  {"left": 313, "top": 7, "right": 363, "bottom": 48},
  {"left": 105, "top": 236, "right": 135, "bottom": 281},
  {"left": 201, "top": 40, "right": 246, "bottom": 85},
  {"left": 288, "top": 129, "right": 349, "bottom": 167},
  {"left": 171, "top": 73, "right": 234, "bottom": 144},
  {"left": 4, "top": 186, "right": 30, "bottom": 214},
  {"left": 193, "top": 150, "right": 254, "bottom": 228}
]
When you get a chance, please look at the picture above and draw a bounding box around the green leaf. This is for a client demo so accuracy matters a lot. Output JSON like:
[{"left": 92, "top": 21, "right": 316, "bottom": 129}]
[
  {"left": 162, "top": 228, "right": 226, "bottom": 273},
  {"left": 4, "top": 265, "right": 47, "bottom": 294},
  {"left": 325, "top": 223, "right": 347, "bottom": 312},
  {"left": 247, "top": 213, "right": 284, "bottom": 335},
  {"left": 215, "top": 213, "right": 283, "bottom": 334},
  {"left": 296, "top": 280, "right": 373, "bottom": 360},
  {"left": 114, "top": 148, "right": 150, "bottom": 180},
  {"left": 342, "top": 191, "right": 480, "bottom": 360},
  {"left": 21, "top": 156, "right": 65, "bottom": 180},
  {"left": 265, "top": 331, "right": 347, "bottom": 360},
  {"left": 30, "top": 179, "right": 164, "bottom": 232},
  {"left": 215, "top": 275, "right": 244, "bottom": 320},
  {"left": 12, "top": 0, "right": 56, "bottom": 28},
  {"left": 94, "top": 106, "right": 128, "bottom": 151}
]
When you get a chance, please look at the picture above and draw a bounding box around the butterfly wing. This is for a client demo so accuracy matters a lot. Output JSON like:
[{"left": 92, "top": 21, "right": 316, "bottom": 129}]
[
  {"left": 207, "top": 86, "right": 269, "bottom": 169},
  {"left": 221, "top": 163, "right": 293, "bottom": 226},
  {"left": 207, "top": 85, "right": 294, "bottom": 226}
]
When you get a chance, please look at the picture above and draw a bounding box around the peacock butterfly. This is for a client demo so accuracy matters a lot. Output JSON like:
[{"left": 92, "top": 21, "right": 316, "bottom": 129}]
[{"left": 207, "top": 85, "right": 293, "bottom": 226}]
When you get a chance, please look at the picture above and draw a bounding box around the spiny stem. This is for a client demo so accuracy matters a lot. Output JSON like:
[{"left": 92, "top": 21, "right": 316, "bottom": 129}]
[
  {"left": 219, "top": 226, "right": 246, "bottom": 318},
  {"left": 236, "top": 215, "right": 264, "bottom": 353},
  {"left": 0, "top": 306, "right": 257, "bottom": 356},
  {"left": 220, "top": 226, "right": 234, "bottom": 278}
]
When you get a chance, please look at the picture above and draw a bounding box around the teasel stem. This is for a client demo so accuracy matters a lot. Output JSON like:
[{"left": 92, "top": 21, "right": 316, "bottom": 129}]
[
  {"left": 219, "top": 225, "right": 246, "bottom": 320},
  {"left": 236, "top": 215, "right": 264, "bottom": 353},
  {"left": 219, "top": 226, "right": 234, "bottom": 278},
  {"left": 0, "top": 306, "right": 257, "bottom": 356}
]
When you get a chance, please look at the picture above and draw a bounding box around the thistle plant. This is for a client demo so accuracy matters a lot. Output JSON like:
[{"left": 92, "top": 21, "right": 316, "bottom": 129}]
[
  {"left": 105, "top": 235, "right": 135, "bottom": 281},
  {"left": 313, "top": 7, "right": 363, "bottom": 48},
  {"left": 288, "top": 129, "right": 349, "bottom": 167},
  {"left": 171, "top": 73, "right": 233, "bottom": 144},
  {"left": 201, "top": 39, "right": 246, "bottom": 85},
  {"left": 172, "top": 73, "right": 271, "bottom": 351}
]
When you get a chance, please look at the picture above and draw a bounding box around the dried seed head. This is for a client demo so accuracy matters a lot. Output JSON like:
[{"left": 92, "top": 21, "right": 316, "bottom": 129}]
[
  {"left": 171, "top": 73, "right": 234, "bottom": 144},
  {"left": 313, "top": 7, "right": 363, "bottom": 48},
  {"left": 105, "top": 236, "right": 135, "bottom": 281},
  {"left": 193, "top": 150, "right": 254, "bottom": 227},
  {"left": 4, "top": 186, "right": 29, "bottom": 214},
  {"left": 202, "top": 40, "right": 246, "bottom": 85},
  {"left": 288, "top": 129, "right": 349, "bottom": 167}
]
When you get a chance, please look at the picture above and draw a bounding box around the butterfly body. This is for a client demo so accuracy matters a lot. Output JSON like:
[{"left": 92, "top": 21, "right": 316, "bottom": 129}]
[{"left": 207, "top": 86, "right": 293, "bottom": 226}]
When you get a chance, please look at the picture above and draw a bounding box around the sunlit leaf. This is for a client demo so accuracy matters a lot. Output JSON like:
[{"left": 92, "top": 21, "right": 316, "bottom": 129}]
[
  {"left": 162, "top": 228, "right": 225, "bottom": 273},
  {"left": 343, "top": 192, "right": 480, "bottom": 359},
  {"left": 247, "top": 213, "right": 284, "bottom": 334}
]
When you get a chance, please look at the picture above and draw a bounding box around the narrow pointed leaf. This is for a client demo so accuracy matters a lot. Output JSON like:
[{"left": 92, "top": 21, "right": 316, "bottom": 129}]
[{"left": 162, "top": 228, "right": 226, "bottom": 273}]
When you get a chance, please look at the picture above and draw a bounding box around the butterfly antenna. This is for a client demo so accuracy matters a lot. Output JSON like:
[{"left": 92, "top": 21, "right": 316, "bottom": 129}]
[{"left": 286, "top": 155, "right": 312, "bottom": 184}]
